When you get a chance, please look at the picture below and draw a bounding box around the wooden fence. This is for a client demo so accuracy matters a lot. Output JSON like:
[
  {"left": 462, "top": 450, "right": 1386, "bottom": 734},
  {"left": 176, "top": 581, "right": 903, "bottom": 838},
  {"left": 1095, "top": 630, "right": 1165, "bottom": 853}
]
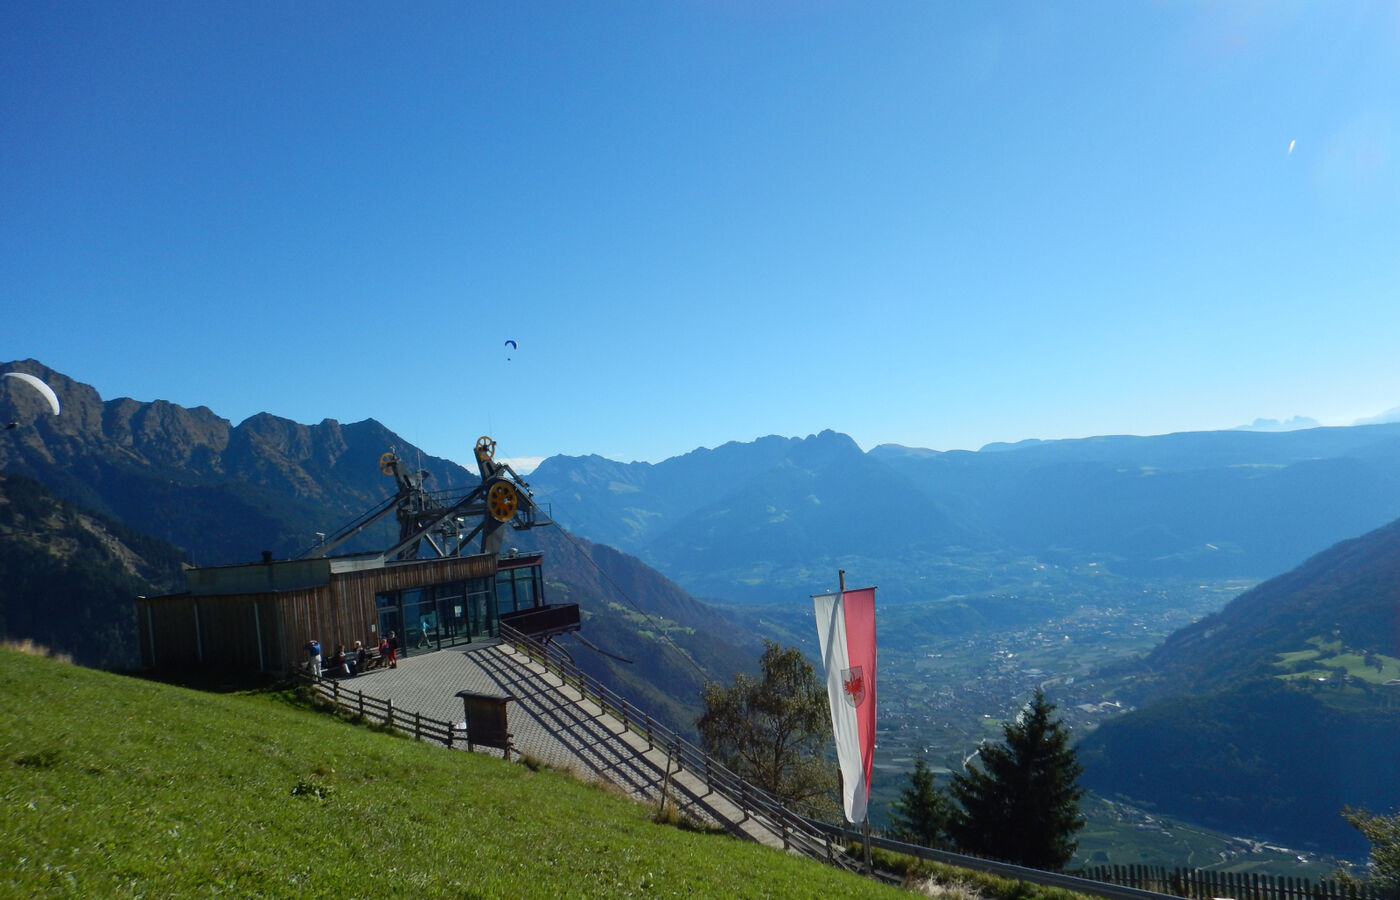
[{"left": 305, "top": 677, "right": 461, "bottom": 749}]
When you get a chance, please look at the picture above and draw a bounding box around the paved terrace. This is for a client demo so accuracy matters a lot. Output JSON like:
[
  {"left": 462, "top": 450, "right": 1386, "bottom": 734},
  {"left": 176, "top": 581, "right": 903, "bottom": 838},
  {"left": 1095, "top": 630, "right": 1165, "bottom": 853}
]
[{"left": 332, "top": 639, "right": 827, "bottom": 854}]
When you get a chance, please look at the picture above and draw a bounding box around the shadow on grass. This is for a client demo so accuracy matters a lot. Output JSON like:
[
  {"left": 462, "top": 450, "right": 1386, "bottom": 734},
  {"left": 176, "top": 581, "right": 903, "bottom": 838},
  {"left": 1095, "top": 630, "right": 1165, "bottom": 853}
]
[
  {"left": 131, "top": 666, "right": 409, "bottom": 741},
  {"left": 128, "top": 665, "right": 288, "bottom": 694}
]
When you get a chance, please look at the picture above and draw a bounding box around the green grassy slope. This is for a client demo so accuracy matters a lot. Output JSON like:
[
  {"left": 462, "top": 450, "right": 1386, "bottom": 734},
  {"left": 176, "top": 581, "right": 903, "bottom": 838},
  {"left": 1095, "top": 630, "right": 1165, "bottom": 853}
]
[{"left": 0, "top": 648, "right": 903, "bottom": 900}]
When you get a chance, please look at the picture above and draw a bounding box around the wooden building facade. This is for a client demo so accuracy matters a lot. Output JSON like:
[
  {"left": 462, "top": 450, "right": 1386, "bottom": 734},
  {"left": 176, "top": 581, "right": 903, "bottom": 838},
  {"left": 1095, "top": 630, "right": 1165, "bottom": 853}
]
[{"left": 136, "top": 549, "right": 567, "bottom": 674}]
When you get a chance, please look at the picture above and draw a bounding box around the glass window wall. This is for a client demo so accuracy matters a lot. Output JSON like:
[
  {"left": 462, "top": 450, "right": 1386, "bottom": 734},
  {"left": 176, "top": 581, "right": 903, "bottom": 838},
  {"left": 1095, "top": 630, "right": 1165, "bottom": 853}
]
[
  {"left": 496, "top": 565, "right": 543, "bottom": 614},
  {"left": 375, "top": 576, "right": 501, "bottom": 655}
]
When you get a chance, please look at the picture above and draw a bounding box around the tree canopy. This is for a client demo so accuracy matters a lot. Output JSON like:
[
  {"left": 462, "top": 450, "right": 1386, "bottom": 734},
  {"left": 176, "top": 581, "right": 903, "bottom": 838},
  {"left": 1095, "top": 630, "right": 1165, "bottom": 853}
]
[
  {"left": 696, "top": 640, "right": 837, "bottom": 816},
  {"left": 1340, "top": 806, "right": 1400, "bottom": 900},
  {"left": 947, "top": 689, "right": 1084, "bottom": 870}
]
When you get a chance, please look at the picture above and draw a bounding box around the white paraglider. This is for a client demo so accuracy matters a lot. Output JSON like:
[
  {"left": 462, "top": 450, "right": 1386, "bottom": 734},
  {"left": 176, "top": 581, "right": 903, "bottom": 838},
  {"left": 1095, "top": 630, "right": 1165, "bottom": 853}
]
[{"left": 4, "top": 372, "right": 61, "bottom": 416}]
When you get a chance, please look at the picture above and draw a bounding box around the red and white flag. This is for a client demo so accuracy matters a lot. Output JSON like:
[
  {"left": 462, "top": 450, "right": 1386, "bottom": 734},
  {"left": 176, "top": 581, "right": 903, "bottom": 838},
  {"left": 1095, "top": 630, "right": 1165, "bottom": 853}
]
[{"left": 812, "top": 586, "right": 876, "bottom": 823}]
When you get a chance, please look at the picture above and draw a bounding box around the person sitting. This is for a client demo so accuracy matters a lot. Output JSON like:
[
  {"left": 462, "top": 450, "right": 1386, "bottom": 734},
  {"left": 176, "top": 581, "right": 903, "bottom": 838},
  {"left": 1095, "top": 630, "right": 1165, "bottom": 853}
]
[
  {"left": 353, "top": 640, "right": 369, "bottom": 673},
  {"left": 328, "top": 643, "right": 354, "bottom": 677}
]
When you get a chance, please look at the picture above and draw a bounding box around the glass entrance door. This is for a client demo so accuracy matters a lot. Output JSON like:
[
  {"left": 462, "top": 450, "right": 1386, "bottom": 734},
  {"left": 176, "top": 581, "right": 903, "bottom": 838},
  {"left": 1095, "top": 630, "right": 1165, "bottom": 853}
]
[
  {"left": 436, "top": 590, "right": 468, "bottom": 647},
  {"left": 401, "top": 587, "right": 435, "bottom": 654},
  {"left": 376, "top": 607, "right": 400, "bottom": 655}
]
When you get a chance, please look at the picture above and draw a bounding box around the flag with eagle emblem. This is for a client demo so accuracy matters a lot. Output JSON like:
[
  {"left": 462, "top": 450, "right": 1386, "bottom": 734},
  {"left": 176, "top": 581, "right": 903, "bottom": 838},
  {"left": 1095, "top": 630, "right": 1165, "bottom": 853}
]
[{"left": 812, "top": 585, "right": 877, "bottom": 823}]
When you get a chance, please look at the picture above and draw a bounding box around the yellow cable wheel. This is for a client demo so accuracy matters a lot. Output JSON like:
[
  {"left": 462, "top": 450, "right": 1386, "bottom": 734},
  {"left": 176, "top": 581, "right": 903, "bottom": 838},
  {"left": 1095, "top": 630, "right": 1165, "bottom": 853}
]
[
  {"left": 487, "top": 481, "right": 518, "bottom": 522},
  {"left": 378, "top": 452, "right": 398, "bottom": 475},
  {"left": 475, "top": 436, "right": 496, "bottom": 461}
]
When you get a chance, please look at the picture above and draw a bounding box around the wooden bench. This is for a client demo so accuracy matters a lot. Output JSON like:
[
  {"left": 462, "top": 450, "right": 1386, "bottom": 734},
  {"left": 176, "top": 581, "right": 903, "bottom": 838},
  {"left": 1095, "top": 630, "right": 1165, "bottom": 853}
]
[{"left": 321, "top": 648, "right": 383, "bottom": 678}]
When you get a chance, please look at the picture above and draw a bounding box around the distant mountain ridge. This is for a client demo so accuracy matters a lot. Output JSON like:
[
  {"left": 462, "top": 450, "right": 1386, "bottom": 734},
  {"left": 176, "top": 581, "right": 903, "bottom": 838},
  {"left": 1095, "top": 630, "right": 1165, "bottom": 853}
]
[
  {"left": 531, "top": 429, "right": 989, "bottom": 604},
  {"left": 1, "top": 360, "right": 480, "bottom": 564},
  {"left": 531, "top": 422, "right": 1400, "bottom": 605},
  {"left": 1231, "top": 415, "right": 1321, "bottom": 432}
]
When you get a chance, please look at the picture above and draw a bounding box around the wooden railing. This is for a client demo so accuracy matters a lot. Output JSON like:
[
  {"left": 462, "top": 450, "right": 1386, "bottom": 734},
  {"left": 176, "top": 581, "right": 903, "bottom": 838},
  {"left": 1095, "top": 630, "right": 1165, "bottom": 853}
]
[{"left": 305, "top": 677, "right": 461, "bottom": 748}]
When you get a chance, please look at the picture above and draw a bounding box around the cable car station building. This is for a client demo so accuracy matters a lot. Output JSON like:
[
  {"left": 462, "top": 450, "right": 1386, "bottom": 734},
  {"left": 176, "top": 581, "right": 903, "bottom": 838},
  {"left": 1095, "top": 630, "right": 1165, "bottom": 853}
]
[{"left": 137, "top": 438, "right": 579, "bottom": 673}]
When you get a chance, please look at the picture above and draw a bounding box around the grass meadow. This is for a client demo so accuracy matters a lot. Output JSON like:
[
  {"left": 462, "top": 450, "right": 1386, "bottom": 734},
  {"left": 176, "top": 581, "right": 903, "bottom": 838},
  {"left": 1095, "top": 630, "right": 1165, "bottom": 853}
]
[{"left": 0, "top": 647, "right": 911, "bottom": 899}]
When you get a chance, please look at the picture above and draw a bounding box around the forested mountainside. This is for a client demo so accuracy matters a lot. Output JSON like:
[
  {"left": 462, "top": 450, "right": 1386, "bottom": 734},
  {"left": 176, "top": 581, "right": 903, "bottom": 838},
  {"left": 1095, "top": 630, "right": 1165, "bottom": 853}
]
[
  {"left": 1079, "top": 514, "right": 1400, "bottom": 857},
  {"left": 0, "top": 361, "right": 759, "bottom": 731},
  {"left": 1136, "top": 516, "right": 1400, "bottom": 699},
  {"left": 0, "top": 472, "right": 186, "bottom": 669},
  {"left": 511, "top": 527, "right": 759, "bottom": 728}
]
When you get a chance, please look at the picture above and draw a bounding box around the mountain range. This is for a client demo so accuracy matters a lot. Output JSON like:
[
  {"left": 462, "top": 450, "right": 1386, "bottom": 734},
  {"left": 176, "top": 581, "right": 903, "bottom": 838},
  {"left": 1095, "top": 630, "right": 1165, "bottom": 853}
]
[
  {"left": 529, "top": 424, "right": 1400, "bottom": 606},
  {"left": 526, "top": 416, "right": 1400, "bottom": 858},
  {"left": 6, "top": 359, "right": 1399, "bottom": 859}
]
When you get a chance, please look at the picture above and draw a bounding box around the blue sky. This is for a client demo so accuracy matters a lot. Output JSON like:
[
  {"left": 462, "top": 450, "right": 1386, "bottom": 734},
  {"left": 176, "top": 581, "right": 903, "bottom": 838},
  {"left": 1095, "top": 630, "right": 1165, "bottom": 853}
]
[{"left": 5, "top": 2, "right": 1400, "bottom": 469}]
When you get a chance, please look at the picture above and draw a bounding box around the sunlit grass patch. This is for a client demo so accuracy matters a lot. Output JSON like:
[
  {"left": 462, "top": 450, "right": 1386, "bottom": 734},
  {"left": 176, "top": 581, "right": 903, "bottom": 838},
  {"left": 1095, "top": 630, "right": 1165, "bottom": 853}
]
[
  {"left": 1273, "top": 638, "right": 1400, "bottom": 684},
  {"left": 1, "top": 638, "right": 72, "bottom": 663},
  {"left": 0, "top": 648, "right": 904, "bottom": 899}
]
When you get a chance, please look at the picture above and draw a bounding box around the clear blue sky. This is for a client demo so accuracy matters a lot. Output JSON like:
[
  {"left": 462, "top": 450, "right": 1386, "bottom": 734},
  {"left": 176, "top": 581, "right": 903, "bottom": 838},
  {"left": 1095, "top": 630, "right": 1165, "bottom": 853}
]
[{"left": 5, "top": 2, "right": 1399, "bottom": 469}]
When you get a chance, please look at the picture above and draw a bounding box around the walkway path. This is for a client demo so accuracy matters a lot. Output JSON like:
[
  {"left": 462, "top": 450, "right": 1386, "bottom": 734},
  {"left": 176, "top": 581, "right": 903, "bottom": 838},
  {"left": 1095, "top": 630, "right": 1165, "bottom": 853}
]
[{"left": 338, "top": 639, "right": 830, "bottom": 854}]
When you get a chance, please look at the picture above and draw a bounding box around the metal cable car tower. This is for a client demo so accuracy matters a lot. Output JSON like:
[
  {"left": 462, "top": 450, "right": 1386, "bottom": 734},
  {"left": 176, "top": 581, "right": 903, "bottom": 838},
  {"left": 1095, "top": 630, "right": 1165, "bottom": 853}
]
[{"left": 301, "top": 436, "right": 549, "bottom": 561}]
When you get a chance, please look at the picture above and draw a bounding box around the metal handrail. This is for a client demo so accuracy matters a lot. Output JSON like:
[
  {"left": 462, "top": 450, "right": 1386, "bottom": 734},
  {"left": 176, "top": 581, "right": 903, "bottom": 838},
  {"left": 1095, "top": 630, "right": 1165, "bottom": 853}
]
[
  {"left": 497, "top": 624, "right": 853, "bottom": 868},
  {"left": 809, "top": 821, "right": 1194, "bottom": 900}
]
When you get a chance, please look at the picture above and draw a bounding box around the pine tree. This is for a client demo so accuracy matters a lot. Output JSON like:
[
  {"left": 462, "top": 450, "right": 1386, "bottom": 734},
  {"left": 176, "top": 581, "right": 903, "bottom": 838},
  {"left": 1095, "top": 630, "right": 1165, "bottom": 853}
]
[
  {"left": 947, "top": 689, "right": 1085, "bottom": 870},
  {"left": 888, "top": 756, "right": 952, "bottom": 848}
]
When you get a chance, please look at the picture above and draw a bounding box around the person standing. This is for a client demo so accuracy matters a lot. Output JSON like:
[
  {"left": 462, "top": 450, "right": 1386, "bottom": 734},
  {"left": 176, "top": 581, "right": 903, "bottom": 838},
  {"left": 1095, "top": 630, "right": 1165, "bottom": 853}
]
[
  {"left": 387, "top": 631, "right": 399, "bottom": 668},
  {"left": 304, "top": 638, "right": 322, "bottom": 678}
]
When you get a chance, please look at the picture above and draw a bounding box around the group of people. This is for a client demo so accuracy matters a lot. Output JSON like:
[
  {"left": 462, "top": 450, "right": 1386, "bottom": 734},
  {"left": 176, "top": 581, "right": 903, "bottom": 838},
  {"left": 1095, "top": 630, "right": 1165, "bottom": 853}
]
[{"left": 303, "top": 632, "right": 398, "bottom": 678}]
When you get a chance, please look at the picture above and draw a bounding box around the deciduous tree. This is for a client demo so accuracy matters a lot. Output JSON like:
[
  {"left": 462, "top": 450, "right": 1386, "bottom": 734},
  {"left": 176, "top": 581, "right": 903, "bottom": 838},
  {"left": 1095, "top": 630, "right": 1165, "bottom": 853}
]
[
  {"left": 1340, "top": 806, "right": 1400, "bottom": 900},
  {"left": 696, "top": 640, "right": 837, "bottom": 816},
  {"left": 947, "top": 689, "right": 1084, "bottom": 870}
]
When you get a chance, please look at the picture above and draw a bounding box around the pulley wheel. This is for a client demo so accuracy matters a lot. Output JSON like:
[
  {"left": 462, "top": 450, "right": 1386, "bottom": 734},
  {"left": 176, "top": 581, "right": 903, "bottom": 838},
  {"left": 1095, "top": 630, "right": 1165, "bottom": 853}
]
[
  {"left": 378, "top": 452, "right": 398, "bottom": 475},
  {"left": 487, "top": 481, "right": 518, "bottom": 522}
]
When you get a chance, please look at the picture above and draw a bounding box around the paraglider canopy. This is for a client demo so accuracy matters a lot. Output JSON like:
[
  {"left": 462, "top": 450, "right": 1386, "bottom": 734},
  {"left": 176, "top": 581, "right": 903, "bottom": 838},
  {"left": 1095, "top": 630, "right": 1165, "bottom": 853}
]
[
  {"left": 3, "top": 372, "right": 60, "bottom": 416},
  {"left": 504, "top": 339, "right": 517, "bottom": 360}
]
